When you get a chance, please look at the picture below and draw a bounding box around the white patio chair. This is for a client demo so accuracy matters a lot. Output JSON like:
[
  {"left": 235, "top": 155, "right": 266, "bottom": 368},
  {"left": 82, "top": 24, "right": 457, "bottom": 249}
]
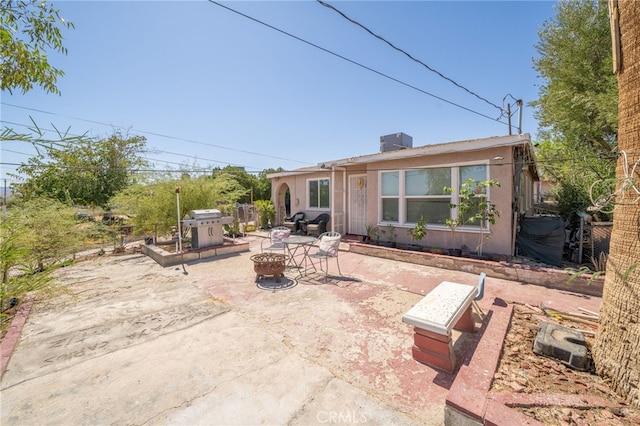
[
  {"left": 309, "top": 232, "right": 342, "bottom": 280},
  {"left": 261, "top": 226, "right": 291, "bottom": 254},
  {"left": 472, "top": 272, "right": 487, "bottom": 320}
]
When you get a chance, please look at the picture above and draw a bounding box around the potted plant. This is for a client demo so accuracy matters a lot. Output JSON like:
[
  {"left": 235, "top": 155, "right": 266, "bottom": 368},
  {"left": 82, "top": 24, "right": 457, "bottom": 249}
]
[
  {"left": 224, "top": 218, "right": 242, "bottom": 238},
  {"left": 254, "top": 200, "right": 275, "bottom": 230},
  {"left": 379, "top": 223, "right": 397, "bottom": 248},
  {"left": 406, "top": 215, "right": 427, "bottom": 251},
  {"left": 364, "top": 223, "right": 377, "bottom": 243}
]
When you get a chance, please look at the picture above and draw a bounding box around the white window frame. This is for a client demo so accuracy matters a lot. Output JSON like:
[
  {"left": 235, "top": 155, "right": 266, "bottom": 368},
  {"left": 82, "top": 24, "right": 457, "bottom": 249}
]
[
  {"left": 405, "top": 167, "right": 452, "bottom": 226},
  {"left": 379, "top": 170, "right": 400, "bottom": 223},
  {"left": 377, "top": 161, "right": 491, "bottom": 231},
  {"left": 307, "top": 177, "right": 330, "bottom": 210}
]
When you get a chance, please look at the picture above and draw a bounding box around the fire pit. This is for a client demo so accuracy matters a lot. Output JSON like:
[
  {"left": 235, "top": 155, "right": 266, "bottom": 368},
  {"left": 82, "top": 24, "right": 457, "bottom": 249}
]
[{"left": 250, "top": 253, "right": 288, "bottom": 283}]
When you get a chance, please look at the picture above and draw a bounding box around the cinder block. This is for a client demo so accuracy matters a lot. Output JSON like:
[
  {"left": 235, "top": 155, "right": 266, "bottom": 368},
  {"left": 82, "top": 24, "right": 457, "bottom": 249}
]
[{"left": 533, "top": 322, "right": 588, "bottom": 370}]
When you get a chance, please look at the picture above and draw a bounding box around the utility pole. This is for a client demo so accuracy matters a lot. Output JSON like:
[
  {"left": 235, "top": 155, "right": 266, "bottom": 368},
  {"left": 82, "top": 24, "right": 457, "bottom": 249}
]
[
  {"left": 175, "top": 186, "right": 182, "bottom": 253},
  {"left": 503, "top": 95, "right": 524, "bottom": 135},
  {"left": 517, "top": 99, "right": 523, "bottom": 134}
]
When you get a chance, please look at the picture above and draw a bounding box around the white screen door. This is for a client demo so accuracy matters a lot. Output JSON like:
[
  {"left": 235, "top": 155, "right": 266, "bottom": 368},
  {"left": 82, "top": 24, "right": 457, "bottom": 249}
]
[{"left": 349, "top": 175, "right": 367, "bottom": 235}]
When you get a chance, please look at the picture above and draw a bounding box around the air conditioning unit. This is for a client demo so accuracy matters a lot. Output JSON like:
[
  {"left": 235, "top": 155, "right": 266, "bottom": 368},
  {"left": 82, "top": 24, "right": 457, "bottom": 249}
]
[{"left": 380, "top": 132, "right": 413, "bottom": 152}]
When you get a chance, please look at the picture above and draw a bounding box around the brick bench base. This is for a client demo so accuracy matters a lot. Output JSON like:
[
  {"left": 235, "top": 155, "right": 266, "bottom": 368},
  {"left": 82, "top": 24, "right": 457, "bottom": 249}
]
[
  {"left": 411, "top": 307, "right": 475, "bottom": 373},
  {"left": 403, "top": 281, "right": 478, "bottom": 372}
]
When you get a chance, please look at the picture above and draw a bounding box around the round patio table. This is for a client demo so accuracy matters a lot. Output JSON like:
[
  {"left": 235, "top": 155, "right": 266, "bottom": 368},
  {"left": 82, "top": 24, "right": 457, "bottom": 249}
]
[{"left": 283, "top": 235, "right": 318, "bottom": 276}]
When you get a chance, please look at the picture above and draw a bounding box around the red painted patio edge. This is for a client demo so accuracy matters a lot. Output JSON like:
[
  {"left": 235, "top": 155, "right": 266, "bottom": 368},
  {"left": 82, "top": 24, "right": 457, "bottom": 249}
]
[
  {"left": 1, "top": 298, "right": 34, "bottom": 378},
  {"left": 445, "top": 297, "right": 513, "bottom": 423}
]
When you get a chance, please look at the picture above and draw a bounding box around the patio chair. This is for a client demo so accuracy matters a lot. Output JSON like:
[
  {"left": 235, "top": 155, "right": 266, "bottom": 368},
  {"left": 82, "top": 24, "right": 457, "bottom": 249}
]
[
  {"left": 261, "top": 226, "right": 291, "bottom": 254},
  {"left": 472, "top": 272, "right": 486, "bottom": 320},
  {"left": 309, "top": 231, "right": 342, "bottom": 280},
  {"left": 283, "top": 212, "right": 306, "bottom": 234},
  {"left": 304, "top": 213, "right": 330, "bottom": 236}
]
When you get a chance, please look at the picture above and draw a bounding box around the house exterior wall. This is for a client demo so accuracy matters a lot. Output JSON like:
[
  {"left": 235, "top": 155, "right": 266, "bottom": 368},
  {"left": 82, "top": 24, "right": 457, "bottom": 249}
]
[
  {"left": 271, "top": 171, "right": 334, "bottom": 225},
  {"left": 352, "top": 145, "right": 516, "bottom": 255},
  {"left": 268, "top": 136, "right": 537, "bottom": 257}
]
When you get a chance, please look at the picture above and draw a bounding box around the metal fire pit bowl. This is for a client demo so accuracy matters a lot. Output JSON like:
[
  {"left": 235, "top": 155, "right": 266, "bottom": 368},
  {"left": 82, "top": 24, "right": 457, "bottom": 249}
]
[{"left": 250, "top": 253, "right": 288, "bottom": 283}]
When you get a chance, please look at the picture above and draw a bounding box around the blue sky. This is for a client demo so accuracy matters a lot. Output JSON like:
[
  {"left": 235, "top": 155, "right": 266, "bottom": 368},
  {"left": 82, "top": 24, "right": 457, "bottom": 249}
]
[{"left": 1, "top": 0, "right": 557, "bottom": 182}]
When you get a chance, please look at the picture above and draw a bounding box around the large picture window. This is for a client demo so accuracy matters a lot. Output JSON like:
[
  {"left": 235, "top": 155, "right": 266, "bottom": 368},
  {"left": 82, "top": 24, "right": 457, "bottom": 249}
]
[
  {"left": 378, "top": 164, "right": 489, "bottom": 227},
  {"left": 308, "top": 178, "right": 330, "bottom": 209},
  {"left": 405, "top": 168, "right": 451, "bottom": 224}
]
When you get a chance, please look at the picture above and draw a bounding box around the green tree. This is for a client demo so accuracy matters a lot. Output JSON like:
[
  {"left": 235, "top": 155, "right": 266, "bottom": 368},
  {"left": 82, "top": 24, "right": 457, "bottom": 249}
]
[
  {"left": 1, "top": 0, "right": 74, "bottom": 95},
  {"left": 532, "top": 0, "right": 617, "bottom": 154},
  {"left": 255, "top": 168, "right": 282, "bottom": 201},
  {"left": 210, "top": 166, "right": 279, "bottom": 203},
  {"left": 12, "top": 131, "right": 147, "bottom": 207},
  {"left": 212, "top": 166, "right": 257, "bottom": 204},
  {"left": 531, "top": 0, "right": 618, "bottom": 223},
  {"left": 1, "top": 1, "right": 77, "bottom": 310}
]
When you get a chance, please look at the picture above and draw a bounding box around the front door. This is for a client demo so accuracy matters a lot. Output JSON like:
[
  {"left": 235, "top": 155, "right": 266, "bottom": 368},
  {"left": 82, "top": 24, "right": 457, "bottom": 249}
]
[{"left": 349, "top": 175, "right": 367, "bottom": 235}]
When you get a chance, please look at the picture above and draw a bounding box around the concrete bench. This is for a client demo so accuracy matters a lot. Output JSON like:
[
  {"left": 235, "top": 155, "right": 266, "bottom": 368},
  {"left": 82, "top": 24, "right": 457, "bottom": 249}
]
[{"left": 402, "top": 281, "right": 478, "bottom": 372}]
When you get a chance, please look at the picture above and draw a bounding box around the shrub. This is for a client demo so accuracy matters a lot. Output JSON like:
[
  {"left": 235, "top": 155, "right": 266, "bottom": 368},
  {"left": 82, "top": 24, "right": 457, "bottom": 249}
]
[{"left": 254, "top": 200, "right": 275, "bottom": 229}]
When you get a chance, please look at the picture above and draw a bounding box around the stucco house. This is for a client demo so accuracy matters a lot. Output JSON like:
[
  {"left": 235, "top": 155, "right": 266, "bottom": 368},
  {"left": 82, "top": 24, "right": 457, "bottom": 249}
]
[{"left": 267, "top": 133, "right": 539, "bottom": 256}]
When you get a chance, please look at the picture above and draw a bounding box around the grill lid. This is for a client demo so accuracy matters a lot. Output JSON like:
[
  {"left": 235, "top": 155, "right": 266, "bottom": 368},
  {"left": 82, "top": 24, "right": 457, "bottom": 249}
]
[{"left": 189, "top": 209, "right": 222, "bottom": 219}]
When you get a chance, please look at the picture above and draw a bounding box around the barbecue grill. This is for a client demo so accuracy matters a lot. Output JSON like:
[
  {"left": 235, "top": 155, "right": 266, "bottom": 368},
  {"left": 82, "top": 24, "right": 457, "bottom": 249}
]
[{"left": 182, "top": 209, "right": 233, "bottom": 249}]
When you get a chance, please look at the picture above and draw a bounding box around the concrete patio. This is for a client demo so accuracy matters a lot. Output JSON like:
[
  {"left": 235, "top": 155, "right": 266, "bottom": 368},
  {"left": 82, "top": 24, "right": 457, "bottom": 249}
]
[{"left": 0, "top": 234, "right": 602, "bottom": 425}]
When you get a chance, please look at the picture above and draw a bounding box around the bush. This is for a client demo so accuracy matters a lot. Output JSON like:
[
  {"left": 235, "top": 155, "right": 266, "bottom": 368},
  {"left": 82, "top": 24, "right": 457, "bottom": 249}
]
[
  {"left": 110, "top": 174, "right": 248, "bottom": 235},
  {"left": 553, "top": 176, "right": 612, "bottom": 227},
  {"left": 1, "top": 197, "right": 82, "bottom": 312},
  {"left": 254, "top": 200, "right": 275, "bottom": 229}
]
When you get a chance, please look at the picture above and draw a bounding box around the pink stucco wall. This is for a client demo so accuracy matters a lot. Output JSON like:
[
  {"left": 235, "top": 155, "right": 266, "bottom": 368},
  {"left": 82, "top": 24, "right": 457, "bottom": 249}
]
[{"left": 270, "top": 142, "right": 536, "bottom": 256}]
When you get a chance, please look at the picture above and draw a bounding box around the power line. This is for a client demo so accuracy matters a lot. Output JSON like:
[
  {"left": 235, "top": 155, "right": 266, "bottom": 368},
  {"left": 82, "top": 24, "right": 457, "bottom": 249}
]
[
  {"left": 1, "top": 103, "right": 315, "bottom": 167},
  {"left": 316, "top": 0, "right": 504, "bottom": 112},
  {"left": 6, "top": 119, "right": 630, "bottom": 169},
  {"left": 3, "top": 1, "right": 519, "bottom": 172},
  {"left": 3, "top": 149, "right": 629, "bottom": 177},
  {"left": 0, "top": 162, "right": 266, "bottom": 174},
  {"left": 207, "top": 1, "right": 510, "bottom": 126},
  {"left": 2, "top": 120, "right": 265, "bottom": 171},
  {"left": 3, "top": 120, "right": 629, "bottom": 172}
]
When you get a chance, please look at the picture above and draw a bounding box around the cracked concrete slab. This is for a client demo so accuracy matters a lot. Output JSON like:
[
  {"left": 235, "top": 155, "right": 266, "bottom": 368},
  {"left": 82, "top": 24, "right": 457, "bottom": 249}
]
[{"left": 1, "top": 236, "right": 602, "bottom": 425}]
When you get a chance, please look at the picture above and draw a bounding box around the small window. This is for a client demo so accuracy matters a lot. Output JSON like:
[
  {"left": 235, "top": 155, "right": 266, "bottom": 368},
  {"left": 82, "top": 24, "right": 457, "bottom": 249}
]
[
  {"left": 309, "top": 178, "right": 330, "bottom": 208},
  {"left": 458, "top": 165, "right": 490, "bottom": 227},
  {"left": 381, "top": 171, "right": 399, "bottom": 221}
]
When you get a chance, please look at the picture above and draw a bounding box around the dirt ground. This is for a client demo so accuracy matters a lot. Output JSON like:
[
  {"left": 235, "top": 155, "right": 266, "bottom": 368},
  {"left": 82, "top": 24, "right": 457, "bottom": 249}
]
[{"left": 492, "top": 304, "right": 640, "bottom": 425}]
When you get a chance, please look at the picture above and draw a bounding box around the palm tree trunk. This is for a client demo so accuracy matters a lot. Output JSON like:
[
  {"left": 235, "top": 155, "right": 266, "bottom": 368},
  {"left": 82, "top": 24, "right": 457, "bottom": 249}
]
[{"left": 592, "top": 0, "right": 640, "bottom": 408}]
